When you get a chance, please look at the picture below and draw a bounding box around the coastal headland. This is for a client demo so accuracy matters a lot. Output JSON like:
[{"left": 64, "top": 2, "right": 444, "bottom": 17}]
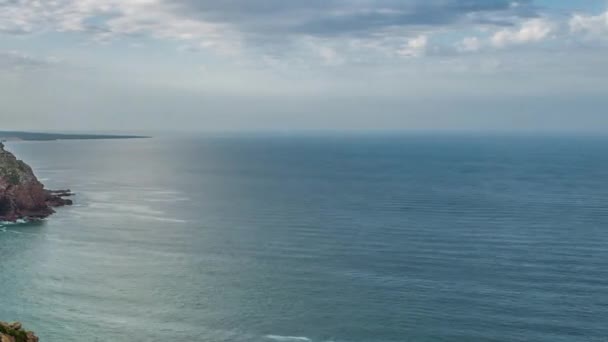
[
  {"left": 0, "top": 131, "right": 148, "bottom": 142},
  {"left": 0, "top": 142, "right": 73, "bottom": 222}
]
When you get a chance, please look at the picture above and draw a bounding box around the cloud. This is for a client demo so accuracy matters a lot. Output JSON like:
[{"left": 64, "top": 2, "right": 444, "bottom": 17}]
[
  {"left": 1, "top": 0, "right": 606, "bottom": 65},
  {"left": 0, "top": 0, "right": 240, "bottom": 53},
  {"left": 0, "top": 51, "right": 60, "bottom": 71},
  {"left": 171, "top": 0, "right": 536, "bottom": 36},
  {"left": 457, "top": 37, "right": 482, "bottom": 52},
  {"left": 570, "top": 10, "right": 608, "bottom": 36},
  {"left": 0, "top": 0, "right": 110, "bottom": 34},
  {"left": 398, "top": 35, "right": 428, "bottom": 57},
  {"left": 0, "top": 1, "right": 536, "bottom": 46},
  {"left": 491, "top": 18, "right": 554, "bottom": 47},
  {"left": 317, "top": 46, "right": 344, "bottom": 66}
]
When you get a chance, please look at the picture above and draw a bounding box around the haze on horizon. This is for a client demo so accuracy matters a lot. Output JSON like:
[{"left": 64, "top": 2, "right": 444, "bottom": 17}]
[{"left": 1, "top": 0, "right": 607, "bottom": 133}]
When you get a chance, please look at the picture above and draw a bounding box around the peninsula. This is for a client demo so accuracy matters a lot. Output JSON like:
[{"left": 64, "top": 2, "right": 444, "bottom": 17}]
[
  {"left": 0, "top": 142, "right": 72, "bottom": 222},
  {"left": 0, "top": 131, "right": 148, "bottom": 141}
]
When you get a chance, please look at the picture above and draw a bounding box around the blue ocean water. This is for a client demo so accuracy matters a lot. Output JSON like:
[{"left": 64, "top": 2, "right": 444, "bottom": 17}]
[{"left": 1, "top": 134, "right": 607, "bottom": 341}]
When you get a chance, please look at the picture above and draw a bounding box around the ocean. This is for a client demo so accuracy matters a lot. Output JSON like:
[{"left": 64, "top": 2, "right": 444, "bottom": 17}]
[{"left": 0, "top": 134, "right": 607, "bottom": 341}]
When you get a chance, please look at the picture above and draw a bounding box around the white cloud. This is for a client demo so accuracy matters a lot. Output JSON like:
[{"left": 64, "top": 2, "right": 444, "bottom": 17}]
[
  {"left": 0, "top": 1, "right": 607, "bottom": 65},
  {"left": 458, "top": 37, "right": 481, "bottom": 52},
  {"left": 0, "top": 50, "right": 61, "bottom": 71},
  {"left": 0, "top": 0, "right": 241, "bottom": 54},
  {"left": 570, "top": 10, "right": 608, "bottom": 36},
  {"left": 398, "top": 35, "right": 428, "bottom": 57},
  {"left": 317, "top": 46, "right": 344, "bottom": 66},
  {"left": 491, "top": 19, "right": 554, "bottom": 47},
  {"left": 0, "top": 0, "right": 109, "bottom": 34}
]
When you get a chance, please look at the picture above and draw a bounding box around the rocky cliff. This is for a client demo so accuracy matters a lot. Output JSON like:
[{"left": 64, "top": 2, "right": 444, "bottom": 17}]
[
  {"left": 0, "top": 142, "right": 72, "bottom": 221},
  {"left": 0, "top": 322, "right": 38, "bottom": 342}
]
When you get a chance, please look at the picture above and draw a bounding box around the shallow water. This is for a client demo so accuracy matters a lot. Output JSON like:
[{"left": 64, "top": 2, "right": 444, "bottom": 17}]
[{"left": 1, "top": 134, "right": 607, "bottom": 341}]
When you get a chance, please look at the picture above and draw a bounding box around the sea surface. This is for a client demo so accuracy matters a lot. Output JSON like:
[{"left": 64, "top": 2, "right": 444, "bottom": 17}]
[{"left": 1, "top": 134, "right": 607, "bottom": 341}]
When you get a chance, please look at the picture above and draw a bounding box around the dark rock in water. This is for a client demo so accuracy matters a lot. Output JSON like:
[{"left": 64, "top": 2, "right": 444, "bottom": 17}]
[
  {"left": 47, "top": 189, "right": 74, "bottom": 197},
  {"left": 0, "top": 321, "right": 38, "bottom": 342},
  {"left": 45, "top": 195, "right": 73, "bottom": 207},
  {"left": 0, "top": 142, "right": 73, "bottom": 222}
]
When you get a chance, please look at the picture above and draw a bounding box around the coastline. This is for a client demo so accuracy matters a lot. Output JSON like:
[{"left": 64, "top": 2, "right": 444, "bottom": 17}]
[
  {"left": 0, "top": 131, "right": 149, "bottom": 142},
  {"left": 0, "top": 321, "right": 38, "bottom": 342},
  {"left": 0, "top": 131, "right": 148, "bottom": 222},
  {"left": 0, "top": 142, "right": 73, "bottom": 222}
]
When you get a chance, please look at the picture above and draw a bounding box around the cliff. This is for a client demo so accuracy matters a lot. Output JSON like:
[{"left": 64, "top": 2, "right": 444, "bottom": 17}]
[
  {"left": 0, "top": 322, "right": 38, "bottom": 342},
  {"left": 0, "top": 142, "right": 72, "bottom": 221}
]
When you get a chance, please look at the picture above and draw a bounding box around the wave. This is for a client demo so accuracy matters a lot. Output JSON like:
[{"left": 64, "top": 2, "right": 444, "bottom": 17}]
[
  {"left": 266, "top": 335, "right": 312, "bottom": 342},
  {"left": 130, "top": 214, "right": 188, "bottom": 224},
  {"left": 143, "top": 197, "right": 190, "bottom": 203},
  {"left": 0, "top": 219, "right": 28, "bottom": 226},
  {"left": 72, "top": 210, "right": 189, "bottom": 224},
  {"left": 77, "top": 189, "right": 191, "bottom": 222}
]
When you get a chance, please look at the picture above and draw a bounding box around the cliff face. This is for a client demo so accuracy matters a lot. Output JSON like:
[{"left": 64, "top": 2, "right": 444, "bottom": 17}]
[
  {"left": 0, "top": 142, "right": 72, "bottom": 221},
  {"left": 0, "top": 322, "right": 38, "bottom": 342}
]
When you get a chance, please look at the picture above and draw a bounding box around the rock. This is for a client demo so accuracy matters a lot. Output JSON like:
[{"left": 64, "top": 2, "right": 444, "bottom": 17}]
[
  {"left": 45, "top": 189, "right": 74, "bottom": 207},
  {"left": 1, "top": 334, "right": 15, "bottom": 342},
  {"left": 0, "top": 142, "right": 73, "bottom": 222},
  {"left": 46, "top": 189, "right": 73, "bottom": 197},
  {"left": 25, "top": 332, "right": 38, "bottom": 342},
  {"left": 0, "top": 321, "right": 38, "bottom": 342},
  {"left": 45, "top": 196, "right": 73, "bottom": 207}
]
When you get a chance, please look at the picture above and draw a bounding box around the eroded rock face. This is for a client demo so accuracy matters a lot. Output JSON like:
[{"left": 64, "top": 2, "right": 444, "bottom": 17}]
[
  {"left": 0, "top": 142, "right": 72, "bottom": 222},
  {"left": 0, "top": 321, "right": 38, "bottom": 342}
]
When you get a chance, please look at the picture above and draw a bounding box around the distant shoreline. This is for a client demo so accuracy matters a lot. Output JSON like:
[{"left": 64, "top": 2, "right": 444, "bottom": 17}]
[{"left": 0, "top": 131, "right": 150, "bottom": 141}]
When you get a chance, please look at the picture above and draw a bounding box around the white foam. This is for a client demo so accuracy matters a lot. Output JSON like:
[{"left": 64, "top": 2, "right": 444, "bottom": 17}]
[
  {"left": 74, "top": 188, "right": 191, "bottom": 224},
  {"left": 130, "top": 214, "right": 188, "bottom": 224},
  {"left": 0, "top": 219, "right": 28, "bottom": 226},
  {"left": 142, "top": 197, "right": 190, "bottom": 203},
  {"left": 151, "top": 190, "right": 181, "bottom": 195},
  {"left": 266, "top": 335, "right": 312, "bottom": 342},
  {"left": 74, "top": 205, "right": 188, "bottom": 224},
  {"left": 143, "top": 189, "right": 190, "bottom": 203},
  {"left": 88, "top": 202, "right": 165, "bottom": 216}
]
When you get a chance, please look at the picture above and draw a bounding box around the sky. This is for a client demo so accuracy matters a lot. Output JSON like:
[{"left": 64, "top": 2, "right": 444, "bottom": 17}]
[{"left": 1, "top": 0, "right": 608, "bottom": 132}]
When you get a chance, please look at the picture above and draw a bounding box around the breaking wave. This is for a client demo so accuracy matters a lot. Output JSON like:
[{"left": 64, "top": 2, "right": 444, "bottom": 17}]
[
  {"left": 266, "top": 335, "right": 312, "bottom": 342},
  {"left": 0, "top": 219, "right": 28, "bottom": 226}
]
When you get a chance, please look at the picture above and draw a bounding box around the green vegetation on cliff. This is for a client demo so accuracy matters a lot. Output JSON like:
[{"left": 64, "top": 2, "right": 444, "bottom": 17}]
[
  {"left": 0, "top": 143, "right": 30, "bottom": 186},
  {"left": 0, "top": 322, "right": 38, "bottom": 342}
]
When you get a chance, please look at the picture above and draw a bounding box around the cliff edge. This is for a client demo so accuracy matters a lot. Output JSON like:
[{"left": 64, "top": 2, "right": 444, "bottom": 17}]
[
  {"left": 0, "top": 142, "right": 72, "bottom": 221},
  {"left": 0, "top": 322, "right": 38, "bottom": 342}
]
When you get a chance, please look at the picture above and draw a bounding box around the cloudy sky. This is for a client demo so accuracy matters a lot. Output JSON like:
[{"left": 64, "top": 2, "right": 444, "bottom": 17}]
[{"left": 1, "top": 0, "right": 608, "bottom": 132}]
